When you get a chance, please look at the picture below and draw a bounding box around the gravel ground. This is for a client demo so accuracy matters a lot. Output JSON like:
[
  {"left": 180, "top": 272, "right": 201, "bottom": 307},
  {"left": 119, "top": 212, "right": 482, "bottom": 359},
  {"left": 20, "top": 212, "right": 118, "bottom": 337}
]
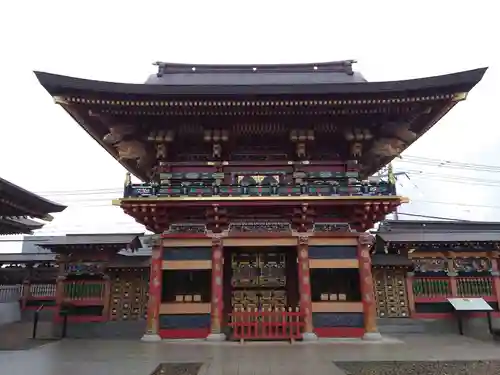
[
  {"left": 335, "top": 361, "right": 500, "bottom": 375},
  {"left": 150, "top": 363, "right": 204, "bottom": 375}
]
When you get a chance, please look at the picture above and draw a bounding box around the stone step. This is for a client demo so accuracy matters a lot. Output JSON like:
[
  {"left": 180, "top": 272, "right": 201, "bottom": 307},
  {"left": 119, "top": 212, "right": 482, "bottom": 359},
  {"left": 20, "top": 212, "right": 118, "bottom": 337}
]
[
  {"left": 377, "top": 318, "right": 458, "bottom": 335},
  {"left": 21, "top": 308, "right": 55, "bottom": 322},
  {"left": 52, "top": 320, "right": 147, "bottom": 339},
  {"left": 377, "top": 318, "right": 428, "bottom": 326}
]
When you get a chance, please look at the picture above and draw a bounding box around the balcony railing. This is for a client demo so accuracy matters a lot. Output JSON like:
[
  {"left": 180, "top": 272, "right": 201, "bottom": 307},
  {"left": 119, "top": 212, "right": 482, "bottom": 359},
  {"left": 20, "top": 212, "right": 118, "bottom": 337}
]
[{"left": 125, "top": 182, "right": 396, "bottom": 199}]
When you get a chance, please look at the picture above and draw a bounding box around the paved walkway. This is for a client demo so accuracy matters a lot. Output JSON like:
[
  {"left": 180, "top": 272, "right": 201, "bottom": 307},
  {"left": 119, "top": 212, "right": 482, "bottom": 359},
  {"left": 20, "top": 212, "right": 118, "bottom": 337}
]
[{"left": 0, "top": 335, "right": 500, "bottom": 375}]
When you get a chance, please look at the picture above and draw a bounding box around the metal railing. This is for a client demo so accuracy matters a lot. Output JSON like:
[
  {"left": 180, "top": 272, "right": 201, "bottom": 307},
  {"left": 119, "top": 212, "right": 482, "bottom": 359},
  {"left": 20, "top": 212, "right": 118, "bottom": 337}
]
[{"left": 0, "top": 284, "right": 23, "bottom": 303}]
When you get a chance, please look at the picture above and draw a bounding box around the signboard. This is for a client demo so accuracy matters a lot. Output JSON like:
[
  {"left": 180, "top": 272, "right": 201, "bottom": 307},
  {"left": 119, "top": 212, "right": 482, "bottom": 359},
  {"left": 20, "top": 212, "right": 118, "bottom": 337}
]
[{"left": 447, "top": 298, "right": 493, "bottom": 311}]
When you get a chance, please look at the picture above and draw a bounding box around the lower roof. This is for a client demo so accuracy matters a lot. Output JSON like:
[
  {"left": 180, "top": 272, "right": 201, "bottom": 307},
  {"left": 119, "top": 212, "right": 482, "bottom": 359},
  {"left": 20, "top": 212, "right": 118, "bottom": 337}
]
[
  {"left": 0, "top": 177, "right": 66, "bottom": 217},
  {"left": 377, "top": 231, "right": 500, "bottom": 243},
  {"left": 0, "top": 216, "right": 44, "bottom": 235},
  {"left": 0, "top": 252, "right": 150, "bottom": 266},
  {"left": 35, "top": 233, "right": 143, "bottom": 251}
]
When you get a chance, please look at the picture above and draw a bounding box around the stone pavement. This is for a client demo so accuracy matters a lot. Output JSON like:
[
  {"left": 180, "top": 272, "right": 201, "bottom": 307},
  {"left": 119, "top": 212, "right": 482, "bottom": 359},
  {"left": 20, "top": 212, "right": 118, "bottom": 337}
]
[{"left": 0, "top": 334, "right": 499, "bottom": 375}]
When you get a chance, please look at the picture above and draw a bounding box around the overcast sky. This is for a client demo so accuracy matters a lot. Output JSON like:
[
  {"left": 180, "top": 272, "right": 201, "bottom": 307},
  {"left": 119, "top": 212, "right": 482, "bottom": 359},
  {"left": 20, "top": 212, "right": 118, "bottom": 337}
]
[{"left": 0, "top": 0, "right": 499, "bottom": 252}]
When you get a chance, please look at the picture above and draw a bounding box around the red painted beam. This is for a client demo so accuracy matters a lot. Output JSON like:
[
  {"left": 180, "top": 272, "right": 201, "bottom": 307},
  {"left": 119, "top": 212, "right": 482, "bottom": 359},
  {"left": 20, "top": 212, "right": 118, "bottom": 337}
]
[
  {"left": 314, "top": 327, "right": 364, "bottom": 338},
  {"left": 159, "top": 328, "right": 210, "bottom": 339}
]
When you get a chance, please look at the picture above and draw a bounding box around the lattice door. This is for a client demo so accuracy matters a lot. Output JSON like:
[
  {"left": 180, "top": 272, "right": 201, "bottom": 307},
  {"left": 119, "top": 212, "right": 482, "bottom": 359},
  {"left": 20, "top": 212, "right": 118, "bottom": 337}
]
[
  {"left": 373, "top": 268, "right": 409, "bottom": 318},
  {"left": 108, "top": 268, "right": 149, "bottom": 321}
]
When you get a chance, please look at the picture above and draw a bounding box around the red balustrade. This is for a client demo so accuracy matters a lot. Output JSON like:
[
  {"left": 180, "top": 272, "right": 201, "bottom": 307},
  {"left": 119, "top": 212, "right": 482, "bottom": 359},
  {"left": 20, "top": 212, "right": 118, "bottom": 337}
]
[{"left": 228, "top": 308, "right": 304, "bottom": 342}]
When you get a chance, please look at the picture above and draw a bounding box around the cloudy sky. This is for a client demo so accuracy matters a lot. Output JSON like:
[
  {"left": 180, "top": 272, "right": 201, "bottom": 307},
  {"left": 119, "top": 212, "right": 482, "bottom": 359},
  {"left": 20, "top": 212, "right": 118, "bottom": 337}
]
[{"left": 0, "top": 0, "right": 499, "bottom": 251}]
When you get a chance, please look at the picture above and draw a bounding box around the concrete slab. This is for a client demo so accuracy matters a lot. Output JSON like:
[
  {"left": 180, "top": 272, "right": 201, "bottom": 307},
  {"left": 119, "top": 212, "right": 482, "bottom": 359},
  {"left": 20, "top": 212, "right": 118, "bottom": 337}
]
[{"left": 0, "top": 334, "right": 499, "bottom": 375}]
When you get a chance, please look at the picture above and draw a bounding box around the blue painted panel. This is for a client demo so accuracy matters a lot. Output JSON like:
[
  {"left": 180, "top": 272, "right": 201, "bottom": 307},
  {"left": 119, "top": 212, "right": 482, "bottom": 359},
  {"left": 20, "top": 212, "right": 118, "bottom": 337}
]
[
  {"left": 308, "top": 246, "right": 357, "bottom": 259},
  {"left": 312, "top": 313, "right": 364, "bottom": 328},
  {"left": 159, "top": 314, "right": 211, "bottom": 329},
  {"left": 162, "top": 247, "right": 211, "bottom": 261}
]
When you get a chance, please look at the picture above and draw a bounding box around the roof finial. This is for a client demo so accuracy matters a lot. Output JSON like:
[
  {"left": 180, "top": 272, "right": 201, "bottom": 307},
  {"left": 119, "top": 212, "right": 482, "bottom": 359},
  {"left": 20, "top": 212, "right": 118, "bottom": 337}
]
[{"left": 124, "top": 172, "right": 131, "bottom": 186}]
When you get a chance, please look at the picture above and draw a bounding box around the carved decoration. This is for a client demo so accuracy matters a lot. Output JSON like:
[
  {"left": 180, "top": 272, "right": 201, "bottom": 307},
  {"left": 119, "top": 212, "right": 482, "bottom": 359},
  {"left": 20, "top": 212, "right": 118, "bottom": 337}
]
[
  {"left": 358, "top": 233, "right": 375, "bottom": 247},
  {"left": 102, "top": 124, "right": 135, "bottom": 144},
  {"left": 371, "top": 138, "right": 406, "bottom": 158},
  {"left": 115, "top": 140, "right": 147, "bottom": 161},
  {"left": 453, "top": 257, "right": 492, "bottom": 273},
  {"left": 413, "top": 258, "right": 448, "bottom": 273},
  {"left": 313, "top": 222, "right": 352, "bottom": 233},
  {"left": 155, "top": 143, "right": 167, "bottom": 159},
  {"left": 290, "top": 129, "right": 314, "bottom": 159},
  {"left": 165, "top": 223, "right": 207, "bottom": 234},
  {"left": 229, "top": 221, "right": 291, "bottom": 233},
  {"left": 351, "top": 142, "right": 363, "bottom": 157}
]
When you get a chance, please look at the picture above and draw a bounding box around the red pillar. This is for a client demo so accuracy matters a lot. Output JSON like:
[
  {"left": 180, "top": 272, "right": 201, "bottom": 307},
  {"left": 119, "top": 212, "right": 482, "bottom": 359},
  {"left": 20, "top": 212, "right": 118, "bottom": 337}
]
[
  {"left": 207, "top": 237, "right": 225, "bottom": 341},
  {"left": 405, "top": 271, "right": 416, "bottom": 316},
  {"left": 491, "top": 258, "right": 500, "bottom": 303},
  {"left": 142, "top": 235, "right": 162, "bottom": 341},
  {"left": 358, "top": 233, "right": 381, "bottom": 340},
  {"left": 297, "top": 235, "right": 317, "bottom": 340}
]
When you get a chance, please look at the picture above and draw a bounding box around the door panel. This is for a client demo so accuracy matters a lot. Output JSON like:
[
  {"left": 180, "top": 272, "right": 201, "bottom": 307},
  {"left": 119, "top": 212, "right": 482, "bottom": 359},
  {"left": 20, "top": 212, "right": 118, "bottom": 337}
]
[
  {"left": 373, "top": 268, "right": 409, "bottom": 318},
  {"left": 108, "top": 268, "right": 148, "bottom": 321}
]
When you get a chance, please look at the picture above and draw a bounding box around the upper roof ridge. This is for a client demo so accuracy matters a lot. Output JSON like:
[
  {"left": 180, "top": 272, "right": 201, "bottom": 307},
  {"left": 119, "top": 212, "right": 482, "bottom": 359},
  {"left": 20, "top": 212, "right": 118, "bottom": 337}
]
[{"left": 153, "top": 60, "right": 357, "bottom": 77}]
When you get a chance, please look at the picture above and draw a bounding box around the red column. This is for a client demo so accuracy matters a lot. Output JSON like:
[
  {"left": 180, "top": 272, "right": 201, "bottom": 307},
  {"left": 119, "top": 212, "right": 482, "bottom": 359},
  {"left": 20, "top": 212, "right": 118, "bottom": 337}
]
[
  {"left": 358, "top": 233, "right": 381, "bottom": 340},
  {"left": 447, "top": 258, "right": 458, "bottom": 296},
  {"left": 102, "top": 275, "right": 111, "bottom": 319},
  {"left": 297, "top": 235, "right": 317, "bottom": 340},
  {"left": 142, "top": 235, "right": 162, "bottom": 342},
  {"left": 491, "top": 257, "right": 500, "bottom": 303},
  {"left": 207, "top": 237, "right": 225, "bottom": 341},
  {"left": 405, "top": 272, "right": 416, "bottom": 316}
]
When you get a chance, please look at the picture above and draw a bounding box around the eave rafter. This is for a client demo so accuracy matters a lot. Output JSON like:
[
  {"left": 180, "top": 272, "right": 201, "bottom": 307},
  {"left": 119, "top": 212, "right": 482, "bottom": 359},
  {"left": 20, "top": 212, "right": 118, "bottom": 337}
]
[
  {"left": 352, "top": 200, "right": 402, "bottom": 231},
  {"left": 0, "top": 196, "right": 48, "bottom": 220},
  {"left": 121, "top": 203, "right": 169, "bottom": 233},
  {"left": 115, "top": 197, "right": 407, "bottom": 234},
  {"left": 53, "top": 94, "right": 461, "bottom": 108}
]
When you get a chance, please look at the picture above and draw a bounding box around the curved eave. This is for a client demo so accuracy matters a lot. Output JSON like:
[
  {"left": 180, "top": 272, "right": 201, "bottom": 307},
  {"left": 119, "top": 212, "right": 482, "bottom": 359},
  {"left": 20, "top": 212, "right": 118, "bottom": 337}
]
[
  {"left": 0, "top": 216, "right": 44, "bottom": 235},
  {"left": 0, "top": 177, "right": 67, "bottom": 215},
  {"left": 34, "top": 68, "right": 488, "bottom": 97}
]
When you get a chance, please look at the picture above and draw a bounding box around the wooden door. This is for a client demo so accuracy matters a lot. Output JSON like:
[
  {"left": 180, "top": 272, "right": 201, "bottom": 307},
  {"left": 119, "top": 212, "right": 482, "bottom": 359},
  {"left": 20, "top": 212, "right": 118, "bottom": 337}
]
[
  {"left": 108, "top": 268, "right": 148, "bottom": 321},
  {"left": 373, "top": 268, "right": 410, "bottom": 318}
]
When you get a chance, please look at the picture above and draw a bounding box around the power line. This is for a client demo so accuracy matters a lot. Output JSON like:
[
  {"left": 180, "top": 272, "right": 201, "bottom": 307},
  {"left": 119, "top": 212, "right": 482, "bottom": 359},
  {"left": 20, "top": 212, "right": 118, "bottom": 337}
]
[
  {"left": 399, "top": 155, "right": 500, "bottom": 173},
  {"left": 397, "top": 212, "right": 471, "bottom": 221}
]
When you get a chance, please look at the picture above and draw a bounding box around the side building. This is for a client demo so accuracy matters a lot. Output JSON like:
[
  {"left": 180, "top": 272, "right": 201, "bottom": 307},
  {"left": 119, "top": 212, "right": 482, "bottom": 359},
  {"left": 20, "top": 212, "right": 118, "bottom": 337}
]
[
  {"left": 0, "top": 177, "right": 66, "bottom": 236},
  {"left": 34, "top": 61, "right": 486, "bottom": 341},
  {"left": 373, "top": 220, "right": 500, "bottom": 334}
]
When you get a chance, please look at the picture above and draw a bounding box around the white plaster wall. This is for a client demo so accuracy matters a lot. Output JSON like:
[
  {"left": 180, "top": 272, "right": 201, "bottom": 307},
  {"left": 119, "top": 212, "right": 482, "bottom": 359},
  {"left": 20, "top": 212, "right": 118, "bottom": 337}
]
[{"left": 0, "top": 302, "right": 21, "bottom": 325}]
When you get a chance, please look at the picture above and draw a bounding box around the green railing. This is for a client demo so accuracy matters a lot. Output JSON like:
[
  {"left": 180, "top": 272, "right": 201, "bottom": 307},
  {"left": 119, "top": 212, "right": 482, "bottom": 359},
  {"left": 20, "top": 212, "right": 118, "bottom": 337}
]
[
  {"left": 456, "top": 277, "right": 493, "bottom": 297},
  {"left": 63, "top": 281, "right": 105, "bottom": 301},
  {"left": 413, "top": 277, "right": 452, "bottom": 298}
]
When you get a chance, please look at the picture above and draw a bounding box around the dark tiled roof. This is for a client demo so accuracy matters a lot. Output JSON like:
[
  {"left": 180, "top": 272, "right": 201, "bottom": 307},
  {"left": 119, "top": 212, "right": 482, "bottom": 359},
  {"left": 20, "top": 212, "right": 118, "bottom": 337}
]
[
  {"left": 0, "top": 216, "right": 44, "bottom": 235},
  {"left": 34, "top": 66, "right": 487, "bottom": 96},
  {"left": 377, "top": 231, "right": 500, "bottom": 243},
  {"left": 35, "top": 233, "right": 143, "bottom": 250},
  {"left": 0, "top": 253, "right": 55, "bottom": 263},
  {"left": 378, "top": 220, "right": 500, "bottom": 233},
  {"left": 0, "top": 177, "right": 66, "bottom": 216},
  {"left": 371, "top": 253, "right": 413, "bottom": 267}
]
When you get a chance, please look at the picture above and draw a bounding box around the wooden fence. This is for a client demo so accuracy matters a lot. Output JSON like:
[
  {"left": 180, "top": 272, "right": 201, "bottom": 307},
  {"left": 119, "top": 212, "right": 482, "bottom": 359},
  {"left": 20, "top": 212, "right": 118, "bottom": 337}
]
[{"left": 228, "top": 307, "right": 304, "bottom": 342}]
